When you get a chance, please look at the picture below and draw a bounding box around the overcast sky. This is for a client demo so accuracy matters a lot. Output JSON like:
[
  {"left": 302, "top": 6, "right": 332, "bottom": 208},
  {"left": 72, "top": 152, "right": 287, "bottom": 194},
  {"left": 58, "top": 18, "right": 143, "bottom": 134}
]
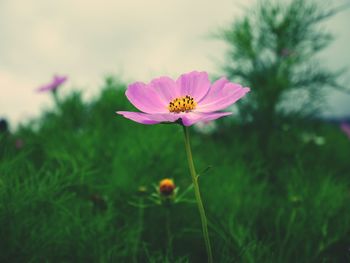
[{"left": 1, "top": 0, "right": 350, "bottom": 127}]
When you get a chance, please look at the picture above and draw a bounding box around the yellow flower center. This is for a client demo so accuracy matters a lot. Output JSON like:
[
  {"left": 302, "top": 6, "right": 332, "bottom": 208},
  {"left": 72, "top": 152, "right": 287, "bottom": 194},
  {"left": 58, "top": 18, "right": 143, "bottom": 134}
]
[{"left": 168, "top": 95, "right": 197, "bottom": 113}]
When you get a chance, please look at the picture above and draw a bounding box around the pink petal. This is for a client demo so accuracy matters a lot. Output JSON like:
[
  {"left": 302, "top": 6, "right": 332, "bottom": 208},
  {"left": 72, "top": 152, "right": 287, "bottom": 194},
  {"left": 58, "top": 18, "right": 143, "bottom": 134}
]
[
  {"left": 151, "top": 76, "right": 180, "bottom": 102},
  {"left": 125, "top": 82, "right": 168, "bottom": 114},
  {"left": 200, "top": 77, "right": 229, "bottom": 99},
  {"left": 341, "top": 122, "right": 350, "bottom": 138},
  {"left": 181, "top": 112, "right": 232, "bottom": 126},
  {"left": 176, "top": 71, "right": 210, "bottom": 101},
  {"left": 197, "top": 82, "right": 250, "bottom": 112},
  {"left": 117, "top": 111, "right": 180, "bottom": 125}
]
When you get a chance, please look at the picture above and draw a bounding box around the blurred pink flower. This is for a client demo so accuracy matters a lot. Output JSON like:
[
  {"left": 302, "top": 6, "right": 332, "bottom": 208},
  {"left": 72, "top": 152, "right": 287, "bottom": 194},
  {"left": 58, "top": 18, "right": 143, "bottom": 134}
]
[
  {"left": 15, "top": 139, "right": 24, "bottom": 149},
  {"left": 117, "top": 71, "right": 250, "bottom": 126},
  {"left": 37, "top": 75, "right": 67, "bottom": 93},
  {"left": 340, "top": 122, "right": 350, "bottom": 139}
]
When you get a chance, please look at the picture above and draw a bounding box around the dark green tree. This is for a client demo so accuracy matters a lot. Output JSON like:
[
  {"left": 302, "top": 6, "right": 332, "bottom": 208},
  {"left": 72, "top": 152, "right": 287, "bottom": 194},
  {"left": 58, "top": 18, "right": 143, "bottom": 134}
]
[{"left": 219, "top": 0, "right": 347, "bottom": 130}]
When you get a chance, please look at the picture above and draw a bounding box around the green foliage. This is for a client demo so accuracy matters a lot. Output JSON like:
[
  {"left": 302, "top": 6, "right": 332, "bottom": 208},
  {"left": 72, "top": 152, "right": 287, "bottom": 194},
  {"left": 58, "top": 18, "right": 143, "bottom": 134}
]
[
  {"left": 0, "top": 78, "right": 349, "bottom": 262},
  {"left": 219, "top": 0, "right": 345, "bottom": 128}
]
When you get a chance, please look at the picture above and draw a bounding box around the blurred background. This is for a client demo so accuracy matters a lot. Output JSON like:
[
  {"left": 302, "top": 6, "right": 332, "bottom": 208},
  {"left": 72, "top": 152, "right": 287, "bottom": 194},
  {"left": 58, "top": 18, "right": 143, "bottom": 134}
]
[
  {"left": 1, "top": 0, "right": 350, "bottom": 262},
  {"left": 0, "top": 0, "right": 350, "bottom": 125}
]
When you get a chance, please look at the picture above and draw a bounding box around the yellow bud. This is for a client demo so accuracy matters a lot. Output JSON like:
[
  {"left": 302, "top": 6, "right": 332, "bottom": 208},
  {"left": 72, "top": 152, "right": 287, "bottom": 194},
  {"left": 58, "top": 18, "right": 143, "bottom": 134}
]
[{"left": 159, "top": 179, "right": 176, "bottom": 196}]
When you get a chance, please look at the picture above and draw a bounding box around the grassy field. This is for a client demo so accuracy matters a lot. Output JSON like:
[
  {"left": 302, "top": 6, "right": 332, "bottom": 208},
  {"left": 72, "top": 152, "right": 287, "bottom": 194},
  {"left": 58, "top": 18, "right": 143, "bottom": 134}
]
[{"left": 1, "top": 79, "right": 350, "bottom": 263}]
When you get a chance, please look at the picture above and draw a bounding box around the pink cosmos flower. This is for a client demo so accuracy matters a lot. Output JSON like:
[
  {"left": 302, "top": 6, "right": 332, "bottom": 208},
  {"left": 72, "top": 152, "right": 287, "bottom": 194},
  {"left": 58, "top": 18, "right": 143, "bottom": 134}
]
[
  {"left": 117, "top": 71, "right": 250, "bottom": 126},
  {"left": 37, "top": 75, "right": 67, "bottom": 93},
  {"left": 340, "top": 122, "right": 350, "bottom": 139}
]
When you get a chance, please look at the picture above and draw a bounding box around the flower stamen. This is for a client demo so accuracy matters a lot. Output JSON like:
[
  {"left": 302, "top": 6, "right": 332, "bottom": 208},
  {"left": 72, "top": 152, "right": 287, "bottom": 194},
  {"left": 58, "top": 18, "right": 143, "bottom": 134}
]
[{"left": 168, "top": 95, "right": 197, "bottom": 113}]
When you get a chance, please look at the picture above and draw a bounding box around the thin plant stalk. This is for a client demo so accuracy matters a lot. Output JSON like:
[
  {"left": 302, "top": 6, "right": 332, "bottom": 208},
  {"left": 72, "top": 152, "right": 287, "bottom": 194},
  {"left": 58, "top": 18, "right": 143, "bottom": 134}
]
[
  {"left": 165, "top": 206, "right": 173, "bottom": 258},
  {"left": 133, "top": 197, "right": 144, "bottom": 263},
  {"left": 52, "top": 90, "right": 60, "bottom": 106},
  {"left": 182, "top": 126, "right": 213, "bottom": 263}
]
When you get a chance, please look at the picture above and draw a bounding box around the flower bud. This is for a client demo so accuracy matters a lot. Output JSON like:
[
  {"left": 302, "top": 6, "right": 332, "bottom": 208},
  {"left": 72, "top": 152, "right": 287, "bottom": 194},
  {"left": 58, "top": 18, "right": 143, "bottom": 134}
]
[
  {"left": 159, "top": 179, "right": 176, "bottom": 197},
  {"left": 137, "top": 185, "right": 148, "bottom": 197}
]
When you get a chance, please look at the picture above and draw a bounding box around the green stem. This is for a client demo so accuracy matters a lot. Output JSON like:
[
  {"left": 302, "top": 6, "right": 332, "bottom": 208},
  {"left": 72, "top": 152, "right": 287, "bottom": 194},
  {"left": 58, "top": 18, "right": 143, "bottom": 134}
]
[
  {"left": 133, "top": 198, "right": 144, "bottom": 263},
  {"left": 52, "top": 90, "right": 60, "bottom": 107},
  {"left": 165, "top": 206, "right": 172, "bottom": 258},
  {"left": 183, "top": 126, "right": 213, "bottom": 263}
]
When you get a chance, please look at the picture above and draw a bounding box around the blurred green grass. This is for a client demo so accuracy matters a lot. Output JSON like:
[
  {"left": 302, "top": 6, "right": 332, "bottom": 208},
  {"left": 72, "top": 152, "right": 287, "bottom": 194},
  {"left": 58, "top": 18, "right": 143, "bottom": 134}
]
[{"left": 0, "top": 79, "right": 349, "bottom": 263}]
